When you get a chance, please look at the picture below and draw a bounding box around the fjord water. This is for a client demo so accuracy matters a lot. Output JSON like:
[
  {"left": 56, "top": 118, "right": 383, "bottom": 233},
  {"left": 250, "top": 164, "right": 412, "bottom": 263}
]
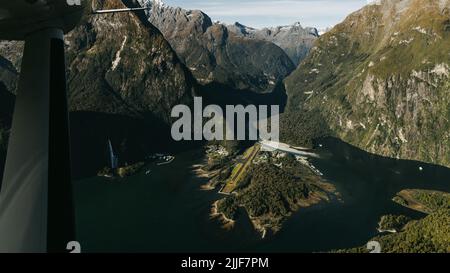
[{"left": 73, "top": 138, "right": 450, "bottom": 252}]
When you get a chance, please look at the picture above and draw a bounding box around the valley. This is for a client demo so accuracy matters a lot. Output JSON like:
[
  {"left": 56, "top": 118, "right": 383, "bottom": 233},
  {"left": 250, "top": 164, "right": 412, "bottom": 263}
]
[
  {"left": 137, "top": 0, "right": 298, "bottom": 93},
  {"left": 0, "top": 0, "right": 448, "bottom": 253}
]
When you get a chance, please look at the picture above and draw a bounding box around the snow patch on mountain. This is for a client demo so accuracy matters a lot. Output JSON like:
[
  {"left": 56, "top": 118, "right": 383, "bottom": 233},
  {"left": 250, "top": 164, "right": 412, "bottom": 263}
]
[{"left": 227, "top": 21, "right": 319, "bottom": 65}]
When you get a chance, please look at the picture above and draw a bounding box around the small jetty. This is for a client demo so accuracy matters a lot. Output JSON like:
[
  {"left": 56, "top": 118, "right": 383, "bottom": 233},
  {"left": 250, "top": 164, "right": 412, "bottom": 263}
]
[{"left": 146, "top": 153, "right": 175, "bottom": 166}]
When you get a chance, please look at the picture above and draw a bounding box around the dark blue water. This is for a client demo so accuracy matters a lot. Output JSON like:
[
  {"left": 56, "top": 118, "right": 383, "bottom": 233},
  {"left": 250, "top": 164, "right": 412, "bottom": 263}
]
[{"left": 73, "top": 138, "right": 450, "bottom": 252}]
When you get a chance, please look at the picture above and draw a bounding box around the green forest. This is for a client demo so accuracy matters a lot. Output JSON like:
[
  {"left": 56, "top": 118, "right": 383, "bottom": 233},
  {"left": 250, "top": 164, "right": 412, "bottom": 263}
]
[
  {"left": 378, "top": 215, "right": 411, "bottom": 232},
  {"left": 216, "top": 154, "right": 336, "bottom": 232},
  {"left": 409, "top": 190, "right": 450, "bottom": 212},
  {"left": 280, "top": 109, "right": 331, "bottom": 148},
  {"left": 338, "top": 190, "right": 450, "bottom": 253}
]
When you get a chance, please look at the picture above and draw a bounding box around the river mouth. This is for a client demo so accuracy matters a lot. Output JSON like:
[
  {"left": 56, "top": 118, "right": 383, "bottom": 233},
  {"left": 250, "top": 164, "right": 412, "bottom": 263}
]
[{"left": 73, "top": 137, "right": 450, "bottom": 253}]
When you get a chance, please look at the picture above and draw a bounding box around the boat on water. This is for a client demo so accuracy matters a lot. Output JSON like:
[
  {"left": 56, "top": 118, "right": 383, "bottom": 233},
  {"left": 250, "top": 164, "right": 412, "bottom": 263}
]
[{"left": 157, "top": 156, "right": 175, "bottom": 166}]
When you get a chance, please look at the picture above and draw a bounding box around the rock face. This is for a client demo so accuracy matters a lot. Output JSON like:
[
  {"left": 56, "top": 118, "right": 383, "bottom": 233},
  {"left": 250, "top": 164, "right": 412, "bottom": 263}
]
[
  {"left": 137, "top": 0, "right": 295, "bottom": 93},
  {"left": 285, "top": 0, "right": 450, "bottom": 167},
  {"left": 67, "top": 0, "right": 196, "bottom": 123},
  {"left": 0, "top": 0, "right": 198, "bottom": 177},
  {"left": 227, "top": 22, "right": 319, "bottom": 66},
  {"left": 1, "top": 1, "right": 196, "bottom": 121},
  {"left": 66, "top": 0, "right": 200, "bottom": 176}
]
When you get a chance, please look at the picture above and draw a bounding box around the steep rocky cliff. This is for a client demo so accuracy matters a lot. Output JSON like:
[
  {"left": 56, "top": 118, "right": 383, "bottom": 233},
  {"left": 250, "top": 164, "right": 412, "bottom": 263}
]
[
  {"left": 0, "top": 0, "right": 199, "bottom": 177},
  {"left": 285, "top": 0, "right": 450, "bottom": 167},
  {"left": 227, "top": 22, "right": 319, "bottom": 66},
  {"left": 1, "top": 1, "right": 197, "bottom": 121},
  {"left": 137, "top": 0, "right": 295, "bottom": 93},
  {"left": 67, "top": 0, "right": 196, "bottom": 123},
  {"left": 68, "top": 0, "right": 200, "bottom": 176}
]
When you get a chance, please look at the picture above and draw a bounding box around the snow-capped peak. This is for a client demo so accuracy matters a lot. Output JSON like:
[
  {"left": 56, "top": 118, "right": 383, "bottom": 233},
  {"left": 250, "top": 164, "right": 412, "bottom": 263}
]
[
  {"left": 153, "top": 0, "right": 166, "bottom": 7},
  {"left": 139, "top": 0, "right": 166, "bottom": 9}
]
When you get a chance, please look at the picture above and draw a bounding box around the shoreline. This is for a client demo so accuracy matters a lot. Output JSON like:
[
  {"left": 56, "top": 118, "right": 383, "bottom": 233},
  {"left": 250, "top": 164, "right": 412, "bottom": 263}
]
[
  {"left": 191, "top": 163, "right": 220, "bottom": 190},
  {"left": 210, "top": 200, "right": 235, "bottom": 230},
  {"left": 195, "top": 144, "right": 341, "bottom": 239},
  {"left": 393, "top": 189, "right": 433, "bottom": 214},
  {"left": 377, "top": 228, "right": 397, "bottom": 234}
]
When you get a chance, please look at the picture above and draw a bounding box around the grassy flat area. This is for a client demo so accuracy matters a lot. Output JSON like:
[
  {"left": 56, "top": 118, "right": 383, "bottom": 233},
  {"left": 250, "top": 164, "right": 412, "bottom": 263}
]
[
  {"left": 221, "top": 145, "right": 260, "bottom": 194},
  {"left": 393, "top": 189, "right": 450, "bottom": 214}
]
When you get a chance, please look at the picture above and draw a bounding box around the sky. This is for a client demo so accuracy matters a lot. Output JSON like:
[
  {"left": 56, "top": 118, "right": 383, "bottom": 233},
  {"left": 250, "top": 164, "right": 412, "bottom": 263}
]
[{"left": 164, "top": 0, "right": 369, "bottom": 29}]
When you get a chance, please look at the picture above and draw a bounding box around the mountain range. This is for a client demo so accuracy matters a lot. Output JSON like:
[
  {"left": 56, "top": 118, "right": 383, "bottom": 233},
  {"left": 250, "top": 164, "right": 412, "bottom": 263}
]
[
  {"left": 0, "top": 0, "right": 449, "bottom": 177},
  {"left": 227, "top": 21, "right": 319, "bottom": 66},
  {"left": 0, "top": 0, "right": 199, "bottom": 177},
  {"left": 0, "top": 0, "right": 320, "bottom": 177},
  {"left": 136, "top": 0, "right": 299, "bottom": 93}
]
